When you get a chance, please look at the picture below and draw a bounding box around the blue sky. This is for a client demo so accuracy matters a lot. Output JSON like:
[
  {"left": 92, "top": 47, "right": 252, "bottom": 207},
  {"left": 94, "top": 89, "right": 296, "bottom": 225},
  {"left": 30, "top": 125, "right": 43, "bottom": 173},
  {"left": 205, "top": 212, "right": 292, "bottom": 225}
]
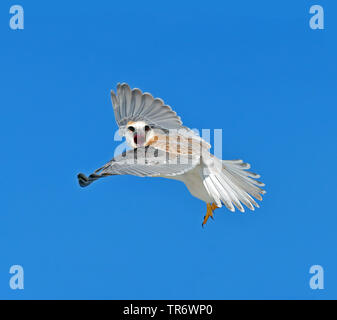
[{"left": 1, "top": 0, "right": 336, "bottom": 299}]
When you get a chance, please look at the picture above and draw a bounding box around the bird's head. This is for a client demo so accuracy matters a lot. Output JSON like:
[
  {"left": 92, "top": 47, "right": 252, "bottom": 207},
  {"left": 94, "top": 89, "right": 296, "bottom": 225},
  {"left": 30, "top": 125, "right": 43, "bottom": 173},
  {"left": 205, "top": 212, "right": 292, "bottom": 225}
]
[{"left": 124, "top": 121, "right": 155, "bottom": 148}]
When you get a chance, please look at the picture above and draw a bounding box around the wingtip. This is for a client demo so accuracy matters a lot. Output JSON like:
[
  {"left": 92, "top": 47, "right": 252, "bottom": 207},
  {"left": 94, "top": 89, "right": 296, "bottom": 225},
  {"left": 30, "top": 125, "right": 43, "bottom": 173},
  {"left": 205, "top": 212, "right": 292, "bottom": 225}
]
[{"left": 77, "top": 173, "right": 90, "bottom": 187}]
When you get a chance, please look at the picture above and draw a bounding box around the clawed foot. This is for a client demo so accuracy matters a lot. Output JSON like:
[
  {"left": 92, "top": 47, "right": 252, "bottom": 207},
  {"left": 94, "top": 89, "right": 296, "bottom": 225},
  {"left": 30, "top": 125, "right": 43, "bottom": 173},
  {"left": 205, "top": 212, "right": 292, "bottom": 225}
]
[{"left": 202, "top": 203, "right": 219, "bottom": 227}]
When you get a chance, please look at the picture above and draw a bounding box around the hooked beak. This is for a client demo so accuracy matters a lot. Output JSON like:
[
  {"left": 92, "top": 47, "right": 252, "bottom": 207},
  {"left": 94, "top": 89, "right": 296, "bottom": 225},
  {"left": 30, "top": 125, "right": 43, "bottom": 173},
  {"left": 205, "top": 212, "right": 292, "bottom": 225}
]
[{"left": 133, "top": 132, "right": 146, "bottom": 147}]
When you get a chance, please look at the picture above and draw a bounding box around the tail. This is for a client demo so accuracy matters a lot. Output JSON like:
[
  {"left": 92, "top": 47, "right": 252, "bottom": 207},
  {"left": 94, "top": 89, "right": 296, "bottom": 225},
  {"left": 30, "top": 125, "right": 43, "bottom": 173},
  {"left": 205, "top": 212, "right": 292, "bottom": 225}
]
[{"left": 202, "top": 158, "right": 266, "bottom": 212}]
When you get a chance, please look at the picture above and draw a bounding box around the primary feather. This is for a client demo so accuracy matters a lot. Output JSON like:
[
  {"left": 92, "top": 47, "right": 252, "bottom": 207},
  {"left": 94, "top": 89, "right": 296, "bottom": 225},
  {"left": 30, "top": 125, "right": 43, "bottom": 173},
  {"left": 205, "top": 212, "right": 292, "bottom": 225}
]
[
  {"left": 111, "top": 83, "right": 183, "bottom": 131},
  {"left": 78, "top": 146, "right": 199, "bottom": 187}
]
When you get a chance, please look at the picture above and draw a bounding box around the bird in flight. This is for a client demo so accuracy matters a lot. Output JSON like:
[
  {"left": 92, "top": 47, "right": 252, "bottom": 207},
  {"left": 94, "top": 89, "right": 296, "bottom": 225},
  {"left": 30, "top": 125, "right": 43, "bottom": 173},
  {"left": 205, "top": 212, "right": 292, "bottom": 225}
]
[{"left": 78, "top": 83, "right": 265, "bottom": 226}]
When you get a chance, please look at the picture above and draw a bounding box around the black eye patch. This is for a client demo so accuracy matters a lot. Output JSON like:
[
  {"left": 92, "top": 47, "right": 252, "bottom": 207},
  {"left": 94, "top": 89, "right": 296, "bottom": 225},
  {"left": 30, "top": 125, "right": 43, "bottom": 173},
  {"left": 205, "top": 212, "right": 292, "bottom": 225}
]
[
  {"left": 128, "top": 126, "right": 135, "bottom": 132},
  {"left": 144, "top": 125, "right": 151, "bottom": 132}
]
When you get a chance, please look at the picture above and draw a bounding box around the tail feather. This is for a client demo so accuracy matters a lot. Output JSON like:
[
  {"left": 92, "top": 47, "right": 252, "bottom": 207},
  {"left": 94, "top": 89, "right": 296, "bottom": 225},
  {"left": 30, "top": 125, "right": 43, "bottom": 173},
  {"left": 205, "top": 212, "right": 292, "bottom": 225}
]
[
  {"left": 219, "top": 168, "right": 258, "bottom": 211},
  {"left": 202, "top": 158, "right": 265, "bottom": 212},
  {"left": 217, "top": 173, "right": 254, "bottom": 211},
  {"left": 225, "top": 167, "right": 265, "bottom": 200},
  {"left": 202, "top": 175, "right": 222, "bottom": 208},
  {"left": 210, "top": 174, "right": 236, "bottom": 211},
  {"left": 212, "top": 173, "right": 244, "bottom": 212},
  {"left": 225, "top": 163, "right": 265, "bottom": 187}
]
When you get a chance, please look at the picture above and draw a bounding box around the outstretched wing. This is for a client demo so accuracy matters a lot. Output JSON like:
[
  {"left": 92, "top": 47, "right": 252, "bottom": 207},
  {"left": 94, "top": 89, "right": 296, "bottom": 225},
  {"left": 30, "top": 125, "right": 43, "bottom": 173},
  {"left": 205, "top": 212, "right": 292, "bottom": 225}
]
[
  {"left": 77, "top": 146, "right": 199, "bottom": 187},
  {"left": 110, "top": 83, "right": 183, "bottom": 131}
]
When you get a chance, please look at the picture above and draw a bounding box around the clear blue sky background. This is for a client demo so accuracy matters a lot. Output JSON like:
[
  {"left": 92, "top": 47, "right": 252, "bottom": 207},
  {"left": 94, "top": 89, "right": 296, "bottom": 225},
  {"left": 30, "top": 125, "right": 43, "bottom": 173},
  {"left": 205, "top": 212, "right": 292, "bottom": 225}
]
[{"left": 1, "top": 0, "right": 336, "bottom": 299}]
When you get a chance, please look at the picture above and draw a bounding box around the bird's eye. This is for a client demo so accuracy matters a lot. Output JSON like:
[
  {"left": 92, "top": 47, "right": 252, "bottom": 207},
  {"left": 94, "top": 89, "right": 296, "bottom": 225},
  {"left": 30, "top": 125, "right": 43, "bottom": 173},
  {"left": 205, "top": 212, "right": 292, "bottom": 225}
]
[
  {"left": 128, "top": 126, "right": 135, "bottom": 132},
  {"left": 144, "top": 125, "right": 151, "bottom": 132}
]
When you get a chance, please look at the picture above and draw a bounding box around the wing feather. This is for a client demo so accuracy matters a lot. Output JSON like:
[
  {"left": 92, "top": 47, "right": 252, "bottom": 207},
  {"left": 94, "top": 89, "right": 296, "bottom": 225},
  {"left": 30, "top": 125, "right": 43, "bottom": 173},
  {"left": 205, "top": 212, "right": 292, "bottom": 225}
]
[
  {"left": 111, "top": 83, "right": 183, "bottom": 131},
  {"left": 77, "top": 146, "right": 199, "bottom": 187}
]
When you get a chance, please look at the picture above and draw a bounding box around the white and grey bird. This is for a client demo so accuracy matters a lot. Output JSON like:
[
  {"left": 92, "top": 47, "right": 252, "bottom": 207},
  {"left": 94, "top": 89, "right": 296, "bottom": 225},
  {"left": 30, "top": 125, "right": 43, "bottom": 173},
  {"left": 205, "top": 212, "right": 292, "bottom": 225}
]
[{"left": 78, "top": 83, "right": 265, "bottom": 226}]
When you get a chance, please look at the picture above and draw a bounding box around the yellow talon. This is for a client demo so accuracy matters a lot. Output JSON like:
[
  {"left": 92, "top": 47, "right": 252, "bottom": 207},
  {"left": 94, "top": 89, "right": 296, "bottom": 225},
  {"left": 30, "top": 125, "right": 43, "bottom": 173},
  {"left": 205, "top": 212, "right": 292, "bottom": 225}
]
[
  {"left": 211, "top": 203, "right": 218, "bottom": 211},
  {"left": 202, "top": 203, "right": 219, "bottom": 227}
]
